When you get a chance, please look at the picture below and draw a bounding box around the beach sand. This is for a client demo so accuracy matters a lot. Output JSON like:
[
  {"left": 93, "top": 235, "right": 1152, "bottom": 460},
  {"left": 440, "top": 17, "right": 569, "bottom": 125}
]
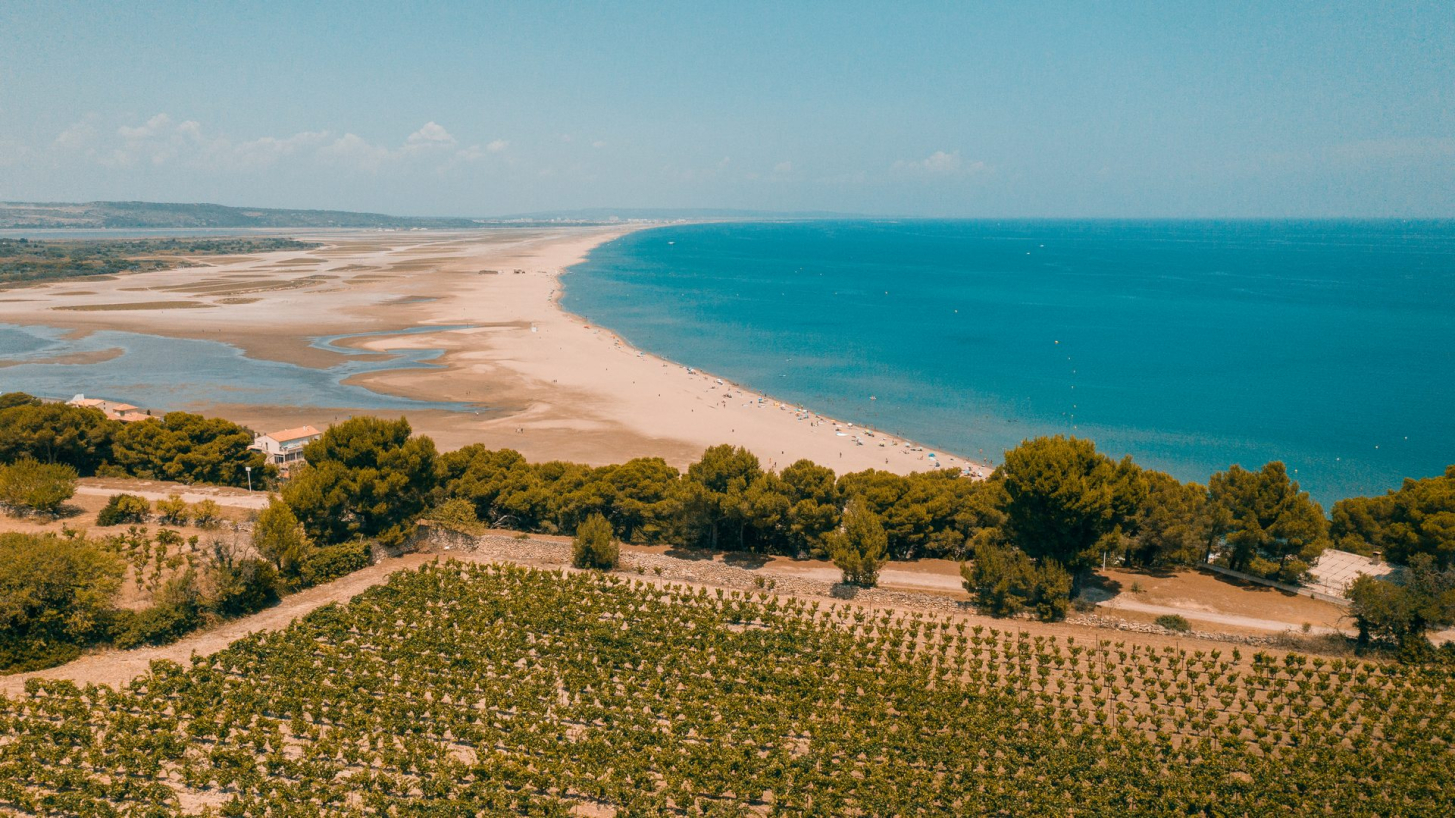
[{"left": 0, "top": 227, "right": 990, "bottom": 477}]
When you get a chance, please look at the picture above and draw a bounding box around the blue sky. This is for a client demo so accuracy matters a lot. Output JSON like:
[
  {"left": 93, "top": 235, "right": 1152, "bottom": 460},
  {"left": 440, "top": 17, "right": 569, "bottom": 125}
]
[{"left": 0, "top": 1, "right": 1451, "bottom": 217}]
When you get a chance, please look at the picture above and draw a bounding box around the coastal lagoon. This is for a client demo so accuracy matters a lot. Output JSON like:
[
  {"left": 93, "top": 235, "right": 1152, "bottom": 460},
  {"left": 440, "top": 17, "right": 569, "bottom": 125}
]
[
  {"left": 0, "top": 323, "right": 479, "bottom": 413},
  {"left": 563, "top": 220, "right": 1455, "bottom": 506}
]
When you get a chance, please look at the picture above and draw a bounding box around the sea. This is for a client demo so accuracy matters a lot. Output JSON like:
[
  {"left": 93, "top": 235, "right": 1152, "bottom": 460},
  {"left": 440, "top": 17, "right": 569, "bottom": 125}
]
[{"left": 561, "top": 220, "right": 1455, "bottom": 507}]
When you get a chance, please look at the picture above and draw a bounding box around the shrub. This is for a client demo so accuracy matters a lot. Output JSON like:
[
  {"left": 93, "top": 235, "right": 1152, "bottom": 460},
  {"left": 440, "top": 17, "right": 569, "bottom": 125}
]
[
  {"left": 97, "top": 493, "right": 150, "bottom": 526},
  {"left": 113, "top": 571, "right": 205, "bottom": 649},
  {"left": 829, "top": 501, "right": 888, "bottom": 588},
  {"left": 155, "top": 494, "right": 190, "bottom": 526},
  {"left": 1348, "top": 554, "right": 1455, "bottom": 651},
  {"left": 209, "top": 557, "right": 281, "bottom": 617},
  {"left": 1156, "top": 614, "right": 1191, "bottom": 632},
  {"left": 191, "top": 499, "right": 222, "bottom": 528},
  {"left": 1034, "top": 561, "right": 1073, "bottom": 622},
  {"left": 296, "top": 540, "right": 372, "bottom": 588},
  {"left": 0, "top": 458, "right": 77, "bottom": 516},
  {"left": 252, "top": 498, "right": 309, "bottom": 577},
  {"left": 0, "top": 532, "right": 124, "bottom": 672},
  {"left": 961, "top": 542, "right": 1072, "bottom": 622},
  {"left": 430, "top": 497, "right": 481, "bottom": 533},
  {"left": 572, "top": 513, "right": 619, "bottom": 570},
  {"left": 113, "top": 604, "right": 200, "bottom": 649}
]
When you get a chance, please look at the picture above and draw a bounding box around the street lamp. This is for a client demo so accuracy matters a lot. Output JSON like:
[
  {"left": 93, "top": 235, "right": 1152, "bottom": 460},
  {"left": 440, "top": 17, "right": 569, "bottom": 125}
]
[{"left": 245, "top": 466, "right": 252, "bottom": 493}]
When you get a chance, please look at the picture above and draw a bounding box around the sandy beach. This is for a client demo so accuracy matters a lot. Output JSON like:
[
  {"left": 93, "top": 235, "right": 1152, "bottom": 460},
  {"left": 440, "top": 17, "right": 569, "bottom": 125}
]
[{"left": 0, "top": 227, "right": 990, "bottom": 477}]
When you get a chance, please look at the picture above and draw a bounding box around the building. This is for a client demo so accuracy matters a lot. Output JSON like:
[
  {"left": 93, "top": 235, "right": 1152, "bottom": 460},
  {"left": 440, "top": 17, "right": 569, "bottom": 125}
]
[
  {"left": 250, "top": 425, "right": 322, "bottom": 473},
  {"left": 68, "top": 394, "right": 151, "bottom": 422}
]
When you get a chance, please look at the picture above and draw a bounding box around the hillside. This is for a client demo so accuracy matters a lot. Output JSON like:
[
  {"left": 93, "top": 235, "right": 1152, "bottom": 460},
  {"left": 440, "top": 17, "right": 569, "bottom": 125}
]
[
  {"left": 0, "top": 236, "right": 319, "bottom": 285},
  {"left": 0, "top": 201, "right": 484, "bottom": 230}
]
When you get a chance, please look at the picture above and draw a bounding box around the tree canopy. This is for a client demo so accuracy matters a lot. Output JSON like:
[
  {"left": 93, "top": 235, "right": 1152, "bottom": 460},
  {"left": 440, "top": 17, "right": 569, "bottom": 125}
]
[
  {"left": 110, "top": 411, "right": 271, "bottom": 487},
  {"left": 997, "top": 435, "right": 1144, "bottom": 572},
  {"left": 284, "top": 417, "right": 437, "bottom": 547},
  {"left": 1209, "top": 462, "right": 1329, "bottom": 579},
  {"left": 1332, "top": 466, "right": 1455, "bottom": 568}
]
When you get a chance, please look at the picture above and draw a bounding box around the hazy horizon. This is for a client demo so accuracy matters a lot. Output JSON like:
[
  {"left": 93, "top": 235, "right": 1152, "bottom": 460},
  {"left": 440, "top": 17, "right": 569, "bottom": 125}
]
[{"left": 2, "top": 1, "right": 1451, "bottom": 219}]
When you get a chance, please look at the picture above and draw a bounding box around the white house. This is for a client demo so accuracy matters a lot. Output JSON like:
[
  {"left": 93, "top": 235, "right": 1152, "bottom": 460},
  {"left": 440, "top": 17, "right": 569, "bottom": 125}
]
[{"left": 250, "top": 425, "right": 322, "bottom": 472}]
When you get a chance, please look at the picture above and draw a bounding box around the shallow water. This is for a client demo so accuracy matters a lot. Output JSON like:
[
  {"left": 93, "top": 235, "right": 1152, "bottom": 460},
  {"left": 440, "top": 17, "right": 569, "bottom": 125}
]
[
  {"left": 563, "top": 219, "right": 1455, "bottom": 506},
  {"left": 0, "top": 323, "right": 480, "bottom": 413}
]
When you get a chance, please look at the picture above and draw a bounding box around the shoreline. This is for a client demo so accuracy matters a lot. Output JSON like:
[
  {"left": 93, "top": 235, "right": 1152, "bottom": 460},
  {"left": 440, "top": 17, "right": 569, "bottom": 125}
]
[{"left": 0, "top": 226, "right": 991, "bottom": 477}]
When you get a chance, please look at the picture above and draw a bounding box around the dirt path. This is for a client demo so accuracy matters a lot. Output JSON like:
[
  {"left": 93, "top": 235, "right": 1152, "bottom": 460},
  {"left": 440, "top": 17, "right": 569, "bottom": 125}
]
[
  {"left": 1098, "top": 596, "right": 1349, "bottom": 636},
  {"left": 767, "top": 563, "right": 963, "bottom": 593},
  {"left": 73, "top": 485, "right": 270, "bottom": 509},
  {"left": 4, "top": 534, "right": 1382, "bottom": 697},
  {"left": 0, "top": 554, "right": 436, "bottom": 697}
]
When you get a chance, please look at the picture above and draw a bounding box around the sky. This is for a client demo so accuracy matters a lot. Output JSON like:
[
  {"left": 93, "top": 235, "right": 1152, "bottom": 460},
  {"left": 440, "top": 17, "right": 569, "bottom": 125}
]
[{"left": 0, "top": 1, "right": 1451, "bottom": 218}]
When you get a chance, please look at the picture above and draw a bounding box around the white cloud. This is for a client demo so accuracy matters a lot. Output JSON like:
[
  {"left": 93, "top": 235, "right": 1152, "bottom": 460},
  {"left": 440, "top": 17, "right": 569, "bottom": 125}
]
[
  {"left": 100, "top": 113, "right": 338, "bottom": 171},
  {"left": 320, "top": 133, "right": 392, "bottom": 171},
  {"left": 891, "top": 150, "right": 987, "bottom": 178},
  {"left": 53, "top": 115, "right": 100, "bottom": 151},
  {"left": 21, "top": 114, "right": 516, "bottom": 177},
  {"left": 117, "top": 113, "right": 175, "bottom": 141},
  {"left": 773, "top": 160, "right": 794, "bottom": 175},
  {"left": 455, "top": 138, "right": 509, "bottom": 163},
  {"left": 455, "top": 145, "right": 487, "bottom": 162},
  {"left": 229, "top": 131, "right": 331, "bottom": 167},
  {"left": 403, "top": 121, "right": 457, "bottom": 152},
  {"left": 592, "top": 140, "right": 607, "bottom": 149}
]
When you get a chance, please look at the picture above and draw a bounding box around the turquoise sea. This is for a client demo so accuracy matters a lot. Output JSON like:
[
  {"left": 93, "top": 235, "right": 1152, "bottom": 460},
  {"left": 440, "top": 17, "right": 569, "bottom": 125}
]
[{"left": 562, "top": 220, "right": 1455, "bottom": 506}]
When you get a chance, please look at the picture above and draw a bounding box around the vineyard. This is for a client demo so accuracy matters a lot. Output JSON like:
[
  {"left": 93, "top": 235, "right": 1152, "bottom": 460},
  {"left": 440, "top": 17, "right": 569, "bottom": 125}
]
[{"left": 1, "top": 562, "right": 1452, "bottom": 816}]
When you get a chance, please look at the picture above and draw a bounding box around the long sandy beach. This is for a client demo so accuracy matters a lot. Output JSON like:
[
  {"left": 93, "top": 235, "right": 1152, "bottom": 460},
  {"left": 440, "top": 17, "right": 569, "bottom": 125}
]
[{"left": 0, "top": 227, "right": 989, "bottom": 476}]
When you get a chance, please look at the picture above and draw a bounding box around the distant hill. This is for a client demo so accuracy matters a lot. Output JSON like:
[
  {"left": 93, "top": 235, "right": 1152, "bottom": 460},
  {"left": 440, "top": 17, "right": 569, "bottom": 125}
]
[
  {"left": 0, "top": 201, "right": 485, "bottom": 230},
  {"left": 484, "top": 207, "right": 865, "bottom": 222}
]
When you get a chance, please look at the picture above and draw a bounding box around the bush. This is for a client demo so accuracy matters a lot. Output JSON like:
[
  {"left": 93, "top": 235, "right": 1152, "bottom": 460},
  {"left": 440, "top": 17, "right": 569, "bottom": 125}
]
[
  {"left": 252, "top": 498, "right": 309, "bottom": 576},
  {"left": 961, "top": 542, "right": 1071, "bottom": 622},
  {"left": 1348, "top": 555, "right": 1455, "bottom": 651},
  {"left": 295, "top": 540, "right": 372, "bottom": 588},
  {"left": 572, "top": 513, "right": 619, "bottom": 570},
  {"left": 209, "top": 558, "right": 281, "bottom": 617},
  {"left": 430, "top": 497, "right": 481, "bottom": 533},
  {"left": 191, "top": 499, "right": 222, "bottom": 528},
  {"left": 0, "top": 532, "right": 124, "bottom": 672},
  {"left": 97, "top": 493, "right": 150, "bottom": 526},
  {"left": 829, "top": 501, "right": 888, "bottom": 588},
  {"left": 155, "top": 494, "right": 190, "bottom": 526},
  {"left": 112, "top": 604, "right": 199, "bottom": 649},
  {"left": 113, "top": 571, "right": 204, "bottom": 649},
  {"left": 0, "top": 458, "right": 77, "bottom": 516},
  {"left": 1156, "top": 614, "right": 1192, "bottom": 632}
]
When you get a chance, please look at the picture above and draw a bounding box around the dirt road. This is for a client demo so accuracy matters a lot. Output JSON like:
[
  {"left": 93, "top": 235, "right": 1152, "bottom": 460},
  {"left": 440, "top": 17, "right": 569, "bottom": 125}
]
[{"left": 0, "top": 554, "right": 436, "bottom": 697}]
